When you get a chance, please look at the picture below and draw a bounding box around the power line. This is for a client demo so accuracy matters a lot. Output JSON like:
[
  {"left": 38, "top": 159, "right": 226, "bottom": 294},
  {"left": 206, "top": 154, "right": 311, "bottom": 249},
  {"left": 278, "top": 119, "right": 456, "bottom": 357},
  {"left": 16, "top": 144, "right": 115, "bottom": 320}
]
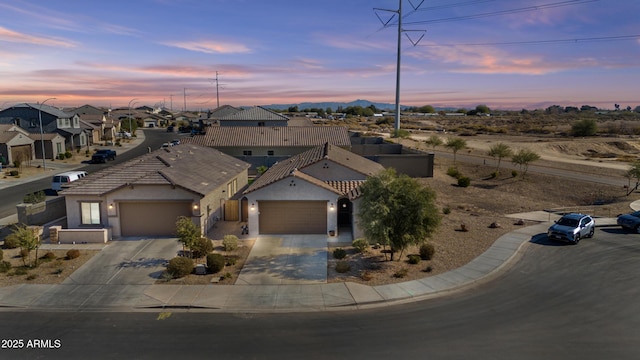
[
  {"left": 402, "top": 0, "right": 600, "bottom": 26},
  {"left": 416, "top": 34, "right": 640, "bottom": 47}
]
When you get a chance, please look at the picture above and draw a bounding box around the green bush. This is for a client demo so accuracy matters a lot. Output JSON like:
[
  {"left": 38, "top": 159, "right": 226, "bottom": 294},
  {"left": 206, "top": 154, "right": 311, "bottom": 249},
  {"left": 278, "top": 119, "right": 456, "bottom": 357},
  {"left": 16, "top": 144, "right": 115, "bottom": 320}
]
[
  {"left": 191, "top": 237, "right": 213, "bottom": 258},
  {"left": 333, "top": 248, "right": 347, "bottom": 259},
  {"left": 352, "top": 238, "right": 369, "bottom": 253},
  {"left": 42, "top": 251, "right": 56, "bottom": 260},
  {"left": 457, "top": 176, "right": 471, "bottom": 187},
  {"left": 335, "top": 261, "right": 351, "bottom": 273},
  {"left": 446, "top": 166, "right": 460, "bottom": 178},
  {"left": 23, "top": 191, "right": 46, "bottom": 204},
  {"left": 225, "top": 256, "right": 237, "bottom": 266},
  {"left": 0, "top": 261, "right": 11, "bottom": 273},
  {"left": 206, "top": 253, "right": 225, "bottom": 274},
  {"left": 3, "top": 236, "right": 20, "bottom": 249},
  {"left": 167, "top": 256, "right": 194, "bottom": 278},
  {"left": 419, "top": 243, "right": 435, "bottom": 260},
  {"left": 442, "top": 207, "right": 451, "bottom": 215},
  {"left": 13, "top": 160, "right": 20, "bottom": 168},
  {"left": 66, "top": 249, "right": 80, "bottom": 260},
  {"left": 512, "top": 170, "right": 518, "bottom": 178},
  {"left": 12, "top": 267, "right": 28, "bottom": 276},
  {"left": 58, "top": 153, "right": 65, "bottom": 160},
  {"left": 9, "top": 170, "right": 19, "bottom": 176},
  {"left": 222, "top": 235, "right": 239, "bottom": 251},
  {"left": 407, "top": 254, "right": 421, "bottom": 264},
  {"left": 393, "top": 268, "right": 409, "bottom": 278},
  {"left": 490, "top": 171, "right": 498, "bottom": 179},
  {"left": 26, "top": 274, "right": 38, "bottom": 281},
  {"left": 64, "top": 151, "right": 72, "bottom": 159}
]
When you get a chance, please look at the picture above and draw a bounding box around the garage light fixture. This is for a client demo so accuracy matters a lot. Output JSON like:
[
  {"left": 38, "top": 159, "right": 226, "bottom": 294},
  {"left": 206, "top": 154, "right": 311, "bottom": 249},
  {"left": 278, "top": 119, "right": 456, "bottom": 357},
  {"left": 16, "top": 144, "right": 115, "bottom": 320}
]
[
  {"left": 330, "top": 203, "right": 335, "bottom": 210},
  {"left": 250, "top": 203, "right": 255, "bottom": 211},
  {"left": 193, "top": 204, "right": 199, "bottom": 210},
  {"left": 108, "top": 203, "right": 114, "bottom": 210}
]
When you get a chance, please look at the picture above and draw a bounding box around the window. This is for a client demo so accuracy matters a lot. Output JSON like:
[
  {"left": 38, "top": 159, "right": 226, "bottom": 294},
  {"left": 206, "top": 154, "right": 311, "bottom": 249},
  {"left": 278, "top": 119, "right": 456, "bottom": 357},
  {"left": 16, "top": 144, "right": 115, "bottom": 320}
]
[
  {"left": 267, "top": 150, "right": 274, "bottom": 156},
  {"left": 64, "top": 118, "right": 70, "bottom": 127},
  {"left": 258, "top": 122, "right": 265, "bottom": 127},
  {"left": 80, "top": 202, "right": 101, "bottom": 225},
  {"left": 30, "top": 120, "right": 36, "bottom": 128},
  {"left": 242, "top": 150, "right": 252, "bottom": 156},
  {"left": 56, "top": 143, "right": 62, "bottom": 154}
]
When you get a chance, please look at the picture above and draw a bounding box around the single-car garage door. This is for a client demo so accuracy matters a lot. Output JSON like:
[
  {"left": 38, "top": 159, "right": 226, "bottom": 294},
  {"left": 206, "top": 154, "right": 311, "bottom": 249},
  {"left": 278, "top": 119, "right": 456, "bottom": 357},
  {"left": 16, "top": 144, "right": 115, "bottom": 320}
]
[
  {"left": 259, "top": 201, "right": 327, "bottom": 234},
  {"left": 120, "top": 201, "right": 192, "bottom": 237}
]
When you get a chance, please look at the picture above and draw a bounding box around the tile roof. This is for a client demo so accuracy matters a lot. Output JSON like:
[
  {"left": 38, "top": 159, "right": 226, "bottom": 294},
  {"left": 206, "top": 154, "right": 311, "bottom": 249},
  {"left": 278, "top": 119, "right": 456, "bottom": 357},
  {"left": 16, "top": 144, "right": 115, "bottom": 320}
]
[
  {"left": 218, "top": 106, "right": 289, "bottom": 122},
  {"left": 61, "top": 144, "right": 250, "bottom": 197},
  {"left": 244, "top": 143, "right": 384, "bottom": 195},
  {"left": 210, "top": 105, "right": 241, "bottom": 118},
  {"left": 184, "top": 126, "right": 351, "bottom": 148},
  {"left": 12, "top": 103, "right": 74, "bottom": 119}
]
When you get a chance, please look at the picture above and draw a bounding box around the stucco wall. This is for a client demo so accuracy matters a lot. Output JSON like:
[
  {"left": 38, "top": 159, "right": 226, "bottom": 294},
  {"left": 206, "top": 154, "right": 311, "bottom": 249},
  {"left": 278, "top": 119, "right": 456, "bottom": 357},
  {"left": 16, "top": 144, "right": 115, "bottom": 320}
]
[
  {"left": 244, "top": 176, "right": 340, "bottom": 235},
  {"left": 17, "top": 196, "right": 66, "bottom": 226}
]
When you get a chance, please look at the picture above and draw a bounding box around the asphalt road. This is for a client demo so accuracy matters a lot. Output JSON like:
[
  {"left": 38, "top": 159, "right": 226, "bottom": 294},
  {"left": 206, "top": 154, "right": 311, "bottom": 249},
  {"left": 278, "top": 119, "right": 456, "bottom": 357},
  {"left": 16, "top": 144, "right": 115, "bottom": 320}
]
[
  {"left": 1, "top": 228, "right": 638, "bottom": 360},
  {"left": 0, "top": 130, "right": 178, "bottom": 219}
]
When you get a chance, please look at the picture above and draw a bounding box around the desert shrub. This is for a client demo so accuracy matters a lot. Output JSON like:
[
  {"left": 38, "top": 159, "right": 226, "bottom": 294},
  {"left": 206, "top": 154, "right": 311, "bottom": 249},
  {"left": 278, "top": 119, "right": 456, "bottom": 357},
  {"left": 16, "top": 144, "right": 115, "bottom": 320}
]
[
  {"left": 511, "top": 170, "right": 518, "bottom": 178},
  {"left": 352, "top": 238, "right": 369, "bottom": 253},
  {"left": 333, "top": 248, "right": 347, "bottom": 259},
  {"left": 9, "top": 170, "right": 19, "bottom": 176},
  {"left": 191, "top": 237, "right": 213, "bottom": 258},
  {"left": 167, "top": 256, "right": 194, "bottom": 278},
  {"left": 42, "top": 251, "right": 56, "bottom": 261},
  {"left": 57, "top": 153, "right": 65, "bottom": 160},
  {"left": 490, "top": 171, "right": 498, "bottom": 179},
  {"left": 442, "top": 207, "right": 451, "bottom": 215},
  {"left": 225, "top": 256, "right": 237, "bottom": 266},
  {"left": 407, "top": 254, "right": 421, "bottom": 264},
  {"left": 447, "top": 166, "right": 460, "bottom": 178},
  {"left": 64, "top": 151, "right": 72, "bottom": 159},
  {"left": 20, "top": 248, "right": 29, "bottom": 259},
  {"left": 66, "top": 249, "right": 80, "bottom": 260},
  {"left": 457, "top": 176, "right": 471, "bottom": 187},
  {"left": 23, "top": 191, "right": 46, "bottom": 204},
  {"left": 0, "top": 261, "right": 11, "bottom": 273},
  {"left": 335, "top": 261, "right": 351, "bottom": 273},
  {"left": 224, "top": 272, "right": 232, "bottom": 279},
  {"left": 26, "top": 274, "right": 38, "bottom": 280},
  {"left": 419, "top": 243, "right": 436, "bottom": 260},
  {"left": 222, "top": 235, "right": 239, "bottom": 252},
  {"left": 393, "top": 268, "right": 409, "bottom": 278},
  {"left": 424, "top": 265, "right": 433, "bottom": 273},
  {"left": 13, "top": 267, "right": 28, "bottom": 276},
  {"left": 206, "top": 253, "right": 225, "bottom": 274},
  {"left": 13, "top": 160, "right": 20, "bottom": 168}
]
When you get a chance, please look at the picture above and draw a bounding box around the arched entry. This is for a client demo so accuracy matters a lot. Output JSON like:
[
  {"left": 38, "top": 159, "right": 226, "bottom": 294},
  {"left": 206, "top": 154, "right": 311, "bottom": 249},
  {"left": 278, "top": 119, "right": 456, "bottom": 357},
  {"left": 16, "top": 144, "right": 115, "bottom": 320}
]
[{"left": 337, "top": 198, "right": 352, "bottom": 229}]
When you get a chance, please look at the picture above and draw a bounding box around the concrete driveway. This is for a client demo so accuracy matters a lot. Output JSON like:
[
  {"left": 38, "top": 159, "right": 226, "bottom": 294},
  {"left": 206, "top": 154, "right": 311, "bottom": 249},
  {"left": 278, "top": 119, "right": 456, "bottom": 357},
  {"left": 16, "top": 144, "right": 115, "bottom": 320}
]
[
  {"left": 63, "top": 238, "right": 181, "bottom": 285},
  {"left": 237, "top": 235, "right": 328, "bottom": 285}
]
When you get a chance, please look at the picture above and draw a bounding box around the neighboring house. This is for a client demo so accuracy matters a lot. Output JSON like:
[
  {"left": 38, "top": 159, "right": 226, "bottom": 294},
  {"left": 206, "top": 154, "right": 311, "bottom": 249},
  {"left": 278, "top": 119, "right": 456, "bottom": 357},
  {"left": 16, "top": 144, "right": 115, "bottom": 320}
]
[
  {"left": 242, "top": 143, "right": 384, "bottom": 238},
  {"left": 184, "top": 126, "right": 351, "bottom": 170},
  {"left": 0, "top": 124, "right": 35, "bottom": 165},
  {"left": 217, "top": 106, "right": 289, "bottom": 127},
  {"left": 79, "top": 119, "right": 100, "bottom": 146},
  {"left": 28, "top": 132, "right": 66, "bottom": 160},
  {"left": 61, "top": 143, "right": 250, "bottom": 238},
  {"left": 0, "top": 103, "right": 88, "bottom": 157},
  {"left": 210, "top": 105, "right": 241, "bottom": 122},
  {"left": 142, "top": 113, "right": 166, "bottom": 128}
]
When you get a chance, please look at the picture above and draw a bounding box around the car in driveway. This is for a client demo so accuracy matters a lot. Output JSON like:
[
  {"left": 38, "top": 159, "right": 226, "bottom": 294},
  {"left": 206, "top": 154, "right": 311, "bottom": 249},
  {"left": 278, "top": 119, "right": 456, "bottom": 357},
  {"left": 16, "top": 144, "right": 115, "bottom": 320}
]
[
  {"left": 547, "top": 213, "right": 595, "bottom": 244},
  {"left": 617, "top": 211, "right": 640, "bottom": 233}
]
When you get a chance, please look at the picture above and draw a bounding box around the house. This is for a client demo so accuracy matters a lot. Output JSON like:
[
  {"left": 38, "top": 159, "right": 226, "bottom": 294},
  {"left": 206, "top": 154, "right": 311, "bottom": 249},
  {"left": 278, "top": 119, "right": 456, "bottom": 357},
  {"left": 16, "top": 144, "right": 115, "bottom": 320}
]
[
  {"left": 61, "top": 143, "right": 250, "bottom": 238},
  {"left": 242, "top": 143, "right": 385, "bottom": 238},
  {"left": 0, "top": 124, "right": 35, "bottom": 165},
  {"left": 142, "top": 113, "right": 166, "bottom": 128},
  {"left": 184, "top": 126, "right": 351, "bottom": 170},
  {"left": 28, "top": 132, "right": 66, "bottom": 160},
  {"left": 209, "top": 105, "right": 241, "bottom": 123},
  {"left": 217, "top": 106, "right": 289, "bottom": 127},
  {"left": 0, "top": 103, "right": 88, "bottom": 157}
]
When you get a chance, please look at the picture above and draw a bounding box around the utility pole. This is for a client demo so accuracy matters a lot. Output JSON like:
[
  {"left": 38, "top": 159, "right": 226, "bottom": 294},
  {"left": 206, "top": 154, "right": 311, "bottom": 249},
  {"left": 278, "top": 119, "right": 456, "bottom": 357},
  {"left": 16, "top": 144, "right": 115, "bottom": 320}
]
[
  {"left": 374, "top": 0, "right": 426, "bottom": 131},
  {"left": 183, "top": 88, "right": 187, "bottom": 112},
  {"left": 215, "top": 71, "right": 220, "bottom": 108}
]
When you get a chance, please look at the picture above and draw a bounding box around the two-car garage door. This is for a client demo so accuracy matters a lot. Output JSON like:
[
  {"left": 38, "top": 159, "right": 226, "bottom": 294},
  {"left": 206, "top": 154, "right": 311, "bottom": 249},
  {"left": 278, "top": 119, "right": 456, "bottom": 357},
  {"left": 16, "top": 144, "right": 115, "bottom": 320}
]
[
  {"left": 258, "top": 201, "right": 327, "bottom": 234},
  {"left": 120, "top": 201, "right": 192, "bottom": 237}
]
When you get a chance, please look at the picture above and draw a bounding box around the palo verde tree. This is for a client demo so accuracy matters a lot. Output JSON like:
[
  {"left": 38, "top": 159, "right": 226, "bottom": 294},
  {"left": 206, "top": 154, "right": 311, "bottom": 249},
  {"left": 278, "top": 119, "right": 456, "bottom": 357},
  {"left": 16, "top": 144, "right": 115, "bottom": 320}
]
[
  {"left": 175, "top": 216, "right": 200, "bottom": 257},
  {"left": 424, "top": 134, "right": 443, "bottom": 150},
  {"left": 358, "top": 168, "right": 441, "bottom": 261},
  {"left": 511, "top": 149, "right": 540, "bottom": 178},
  {"left": 445, "top": 137, "right": 467, "bottom": 164},
  {"left": 6, "top": 224, "right": 42, "bottom": 267},
  {"left": 487, "top": 142, "right": 512, "bottom": 174}
]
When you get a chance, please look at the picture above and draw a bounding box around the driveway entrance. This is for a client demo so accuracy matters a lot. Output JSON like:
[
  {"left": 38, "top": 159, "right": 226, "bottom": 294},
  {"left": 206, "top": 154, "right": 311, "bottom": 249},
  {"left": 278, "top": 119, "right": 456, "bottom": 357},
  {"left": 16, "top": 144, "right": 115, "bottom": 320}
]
[{"left": 236, "top": 235, "right": 328, "bottom": 285}]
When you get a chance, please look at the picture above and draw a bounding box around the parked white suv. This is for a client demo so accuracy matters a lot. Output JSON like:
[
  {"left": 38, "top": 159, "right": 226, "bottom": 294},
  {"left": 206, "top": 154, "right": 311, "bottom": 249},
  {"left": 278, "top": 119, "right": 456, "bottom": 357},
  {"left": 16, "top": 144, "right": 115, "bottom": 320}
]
[
  {"left": 547, "top": 213, "right": 595, "bottom": 244},
  {"left": 51, "top": 171, "right": 88, "bottom": 192}
]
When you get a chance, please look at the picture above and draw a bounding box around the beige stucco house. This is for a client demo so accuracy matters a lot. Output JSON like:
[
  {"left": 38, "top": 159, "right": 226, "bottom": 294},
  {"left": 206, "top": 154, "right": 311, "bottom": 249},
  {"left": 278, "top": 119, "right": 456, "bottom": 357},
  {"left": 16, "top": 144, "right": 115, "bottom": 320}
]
[
  {"left": 242, "top": 143, "right": 384, "bottom": 239},
  {"left": 61, "top": 144, "right": 250, "bottom": 238}
]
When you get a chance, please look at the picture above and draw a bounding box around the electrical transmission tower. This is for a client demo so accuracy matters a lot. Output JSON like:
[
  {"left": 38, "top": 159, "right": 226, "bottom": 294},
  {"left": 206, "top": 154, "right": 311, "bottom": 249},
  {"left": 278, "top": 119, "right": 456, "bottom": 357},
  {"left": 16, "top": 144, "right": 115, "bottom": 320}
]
[
  {"left": 210, "top": 71, "right": 226, "bottom": 109},
  {"left": 374, "top": 0, "right": 426, "bottom": 131}
]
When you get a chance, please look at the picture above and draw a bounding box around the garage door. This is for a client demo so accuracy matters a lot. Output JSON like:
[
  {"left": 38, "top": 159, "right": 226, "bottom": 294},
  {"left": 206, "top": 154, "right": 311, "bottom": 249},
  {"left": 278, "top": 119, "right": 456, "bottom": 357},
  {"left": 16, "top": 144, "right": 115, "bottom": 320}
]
[
  {"left": 259, "top": 201, "right": 327, "bottom": 234},
  {"left": 119, "top": 201, "right": 192, "bottom": 237},
  {"left": 11, "top": 145, "right": 31, "bottom": 163}
]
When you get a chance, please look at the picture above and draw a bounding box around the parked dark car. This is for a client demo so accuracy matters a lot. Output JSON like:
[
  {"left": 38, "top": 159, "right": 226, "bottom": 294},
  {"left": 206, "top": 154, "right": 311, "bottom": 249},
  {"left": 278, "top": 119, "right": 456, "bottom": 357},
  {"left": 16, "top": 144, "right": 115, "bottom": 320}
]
[
  {"left": 617, "top": 211, "right": 640, "bottom": 233},
  {"left": 167, "top": 126, "right": 174, "bottom": 132},
  {"left": 547, "top": 213, "right": 595, "bottom": 244},
  {"left": 92, "top": 149, "right": 117, "bottom": 163}
]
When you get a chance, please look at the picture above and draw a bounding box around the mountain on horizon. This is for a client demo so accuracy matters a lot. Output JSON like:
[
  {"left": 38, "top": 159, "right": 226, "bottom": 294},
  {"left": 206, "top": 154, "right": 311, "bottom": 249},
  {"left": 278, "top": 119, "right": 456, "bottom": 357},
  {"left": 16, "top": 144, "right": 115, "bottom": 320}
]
[{"left": 261, "top": 99, "right": 404, "bottom": 112}]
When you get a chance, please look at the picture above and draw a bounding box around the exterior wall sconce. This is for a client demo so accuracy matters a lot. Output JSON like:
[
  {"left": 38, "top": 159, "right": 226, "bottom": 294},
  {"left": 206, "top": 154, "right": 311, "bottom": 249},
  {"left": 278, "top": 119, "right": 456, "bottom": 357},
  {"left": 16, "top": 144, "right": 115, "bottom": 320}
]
[
  {"left": 330, "top": 203, "right": 335, "bottom": 211},
  {"left": 193, "top": 204, "right": 199, "bottom": 211},
  {"left": 251, "top": 203, "right": 255, "bottom": 211},
  {"left": 108, "top": 204, "right": 114, "bottom": 210}
]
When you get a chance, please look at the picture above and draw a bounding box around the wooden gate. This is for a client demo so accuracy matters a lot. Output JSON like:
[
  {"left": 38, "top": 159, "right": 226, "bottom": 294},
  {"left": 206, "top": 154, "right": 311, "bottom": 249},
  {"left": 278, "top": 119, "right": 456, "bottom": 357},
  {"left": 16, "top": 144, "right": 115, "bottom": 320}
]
[{"left": 224, "top": 200, "right": 239, "bottom": 221}]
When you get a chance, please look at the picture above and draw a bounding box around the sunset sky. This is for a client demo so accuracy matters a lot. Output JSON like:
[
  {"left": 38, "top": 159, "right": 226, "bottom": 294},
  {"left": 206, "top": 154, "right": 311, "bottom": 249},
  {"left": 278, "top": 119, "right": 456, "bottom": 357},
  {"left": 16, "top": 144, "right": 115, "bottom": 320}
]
[{"left": 0, "top": 0, "right": 638, "bottom": 111}]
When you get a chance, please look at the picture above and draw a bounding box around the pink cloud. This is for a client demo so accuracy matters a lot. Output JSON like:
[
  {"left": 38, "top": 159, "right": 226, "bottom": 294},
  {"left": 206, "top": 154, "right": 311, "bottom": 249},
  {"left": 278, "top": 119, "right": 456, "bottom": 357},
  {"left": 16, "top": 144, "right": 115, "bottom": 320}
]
[
  {"left": 161, "top": 40, "right": 251, "bottom": 54},
  {"left": 0, "top": 26, "right": 76, "bottom": 48}
]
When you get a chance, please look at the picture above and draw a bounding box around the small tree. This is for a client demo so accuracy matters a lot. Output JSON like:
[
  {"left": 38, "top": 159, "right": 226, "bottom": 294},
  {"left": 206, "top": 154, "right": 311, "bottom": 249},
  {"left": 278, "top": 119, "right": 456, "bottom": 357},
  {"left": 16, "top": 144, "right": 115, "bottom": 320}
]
[
  {"left": 511, "top": 149, "right": 540, "bottom": 178},
  {"left": 487, "top": 142, "right": 512, "bottom": 174},
  {"left": 572, "top": 118, "right": 598, "bottom": 137},
  {"left": 358, "top": 168, "right": 440, "bottom": 261},
  {"left": 424, "top": 135, "right": 443, "bottom": 150},
  {"left": 445, "top": 137, "right": 467, "bottom": 164},
  {"left": 625, "top": 160, "right": 640, "bottom": 196},
  {"left": 6, "top": 225, "right": 41, "bottom": 267},
  {"left": 175, "top": 216, "right": 200, "bottom": 257}
]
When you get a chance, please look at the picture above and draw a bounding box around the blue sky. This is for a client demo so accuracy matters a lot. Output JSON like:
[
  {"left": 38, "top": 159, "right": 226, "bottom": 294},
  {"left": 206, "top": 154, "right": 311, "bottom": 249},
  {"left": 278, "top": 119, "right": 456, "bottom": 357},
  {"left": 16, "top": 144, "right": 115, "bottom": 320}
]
[{"left": 0, "top": 0, "right": 638, "bottom": 110}]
